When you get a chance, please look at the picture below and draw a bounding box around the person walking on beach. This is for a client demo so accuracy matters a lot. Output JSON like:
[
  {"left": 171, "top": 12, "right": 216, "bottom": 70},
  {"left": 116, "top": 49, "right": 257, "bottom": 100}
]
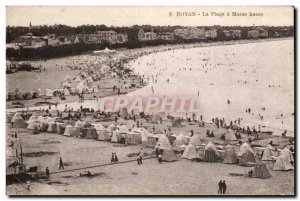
[
  {"left": 114, "top": 153, "right": 119, "bottom": 163},
  {"left": 46, "top": 167, "right": 50, "bottom": 178},
  {"left": 137, "top": 155, "right": 142, "bottom": 165},
  {"left": 222, "top": 180, "right": 227, "bottom": 194},
  {"left": 218, "top": 180, "right": 222, "bottom": 194},
  {"left": 59, "top": 157, "right": 64, "bottom": 170},
  {"left": 111, "top": 153, "right": 115, "bottom": 164}
]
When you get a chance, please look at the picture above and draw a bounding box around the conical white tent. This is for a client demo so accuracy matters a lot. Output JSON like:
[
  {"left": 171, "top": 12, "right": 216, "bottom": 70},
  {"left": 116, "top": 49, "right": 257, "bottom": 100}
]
[
  {"left": 172, "top": 134, "right": 188, "bottom": 151},
  {"left": 181, "top": 143, "right": 199, "bottom": 160},
  {"left": 225, "top": 129, "right": 237, "bottom": 141},
  {"left": 205, "top": 141, "right": 217, "bottom": 151},
  {"left": 190, "top": 134, "right": 202, "bottom": 146},
  {"left": 63, "top": 125, "right": 74, "bottom": 137},
  {"left": 157, "top": 135, "right": 171, "bottom": 150},
  {"left": 27, "top": 121, "right": 40, "bottom": 130},
  {"left": 273, "top": 154, "right": 294, "bottom": 171},
  {"left": 238, "top": 142, "right": 254, "bottom": 157},
  {"left": 261, "top": 144, "right": 275, "bottom": 161}
]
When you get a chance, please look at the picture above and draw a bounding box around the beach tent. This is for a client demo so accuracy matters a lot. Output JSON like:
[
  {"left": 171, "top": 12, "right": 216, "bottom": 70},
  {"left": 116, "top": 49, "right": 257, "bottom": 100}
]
[
  {"left": 238, "top": 142, "right": 254, "bottom": 157},
  {"left": 125, "top": 132, "right": 142, "bottom": 145},
  {"left": 69, "top": 87, "right": 76, "bottom": 94},
  {"left": 151, "top": 114, "right": 162, "bottom": 124},
  {"left": 27, "top": 121, "right": 40, "bottom": 130},
  {"left": 56, "top": 123, "right": 66, "bottom": 134},
  {"left": 239, "top": 150, "right": 256, "bottom": 166},
  {"left": 76, "top": 82, "right": 89, "bottom": 94},
  {"left": 63, "top": 88, "right": 70, "bottom": 96},
  {"left": 45, "top": 89, "right": 53, "bottom": 97},
  {"left": 98, "top": 128, "right": 111, "bottom": 141},
  {"left": 205, "top": 141, "right": 218, "bottom": 151},
  {"left": 11, "top": 112, "right": 23, "bottom": 123},
  {"left": 182, "top": 143, "right": 199, "bottom": 160},
  {"left": 261, "top": 144, "right": 275, "bottom": 161},
  {"left": 172, "top": 117, "right": 182, "bottom": 127},
  {"left": 53, "top": 89, "right": 62, "bottom": 97},
  {"left": 157, "top": 135, "right": 172, "bottom": 150},
  {"left": 162, "top": 150, "right": 178, "bottom": 162},
  {"left": 92, "top": 123, "right": 104, "bottom": 132},
  {"left": 32, "top": 91, "right": 39, "bottom": 99},
  {"left": 81, "top": 128, "right": 98, "bottom": 139},
  {"left": 205, "top": 148, "right": 218, "bottom": 162},
  {"left": 281, "top": 147, "right": 294, "bottom": 162},
  {"left": 6, "top": 113, "right": 14, "bottom": 123},
  {"left": 273, "top": 154, "right": 294, "bottom": 171},
  {"left": 103, "top": 47, "right": 116, "bottom": 53},
  {"left": 131, "top": 127, "right": 149, "bottom": 143},
  {"left": 252, "top": 163, "right": 271, "bottom": 179},
  {"left": 75, "top": 120, "right": 86, "bottom": 128},
  {"left": 39, "top": 122, "right": 48, "bottom": 132},
  {"left": 190, "top": 134, "right": 202, "bottom": 147},
  {"left": 205, "top": 141, "right": 219, "bottom": 162},
  {"left": 62, "top": 82, "right": 71, "bottom": 89},
  {"left": 167, "top": 134, "right": 176, "bottom": 145},
  {"left": 111, "top": 130, "right": 123, "bottom": 143},
  {"left": 37, "top": 116, "right": 45, "bottom": 123},
  {"left": 26, "top": 115, "right": 37, "bottom": 124},
  {"left": 118, "top": 125, "right": 129, "bottom": 133},
  {"left": 12, "top": 116, "right": 27, "bottom": 128},
  {"left": 225, "top": 128, "right": 237, "bottom": 141},
  {"left": 47, "top": 122, "right": 57, "bottom": 133},
  {"left": 22, "top": 91, "right": 32, "bottom": 100},
  {"left": 223, "top": 145, "right": 238, "bottom": 164},
  {"left": 144, "top": 135, "right": 159, "bottom": 148},
  {"left": 46, "top": 117, "right": 56, "bottom": 123},
  {"left": 172, "top": 134, "right": 188, "bottom": 151},
  {"left": 63, "top": 125, "right": 74, "bottom": 137}
]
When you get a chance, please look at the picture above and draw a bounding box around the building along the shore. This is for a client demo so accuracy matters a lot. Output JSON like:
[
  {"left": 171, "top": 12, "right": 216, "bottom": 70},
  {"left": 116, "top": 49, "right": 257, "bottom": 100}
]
[
  {"left": 247, "top": 27, "right": 268, "bottom": 39},
  {"left": 223, "top": 30, "right": 242, "bottom": 39},
  {"left": 138, "top": 28, "right": 157, "bottom": 41}
]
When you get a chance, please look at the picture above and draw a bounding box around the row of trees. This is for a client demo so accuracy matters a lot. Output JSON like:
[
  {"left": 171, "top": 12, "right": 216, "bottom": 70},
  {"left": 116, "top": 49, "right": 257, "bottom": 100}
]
[{"left": 6, "top": 25, "right": 294, "bottom": 61}]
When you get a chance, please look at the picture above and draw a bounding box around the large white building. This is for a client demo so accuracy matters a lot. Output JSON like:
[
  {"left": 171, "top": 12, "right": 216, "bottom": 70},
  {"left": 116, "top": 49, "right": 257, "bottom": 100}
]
[{"left": 138, "top": 29, "right": 157, "bottom": 41}]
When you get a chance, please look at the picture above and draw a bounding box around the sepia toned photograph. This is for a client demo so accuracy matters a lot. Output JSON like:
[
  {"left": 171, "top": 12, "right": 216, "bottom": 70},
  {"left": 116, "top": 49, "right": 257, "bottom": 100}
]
[{"left": 5, "top": 6, "right": 295, "bottom": 196}]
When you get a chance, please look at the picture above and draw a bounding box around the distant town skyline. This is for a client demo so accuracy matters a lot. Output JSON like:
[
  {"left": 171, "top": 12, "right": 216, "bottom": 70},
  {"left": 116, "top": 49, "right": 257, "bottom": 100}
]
[{"left": 7, "top": 6, "right": 294, "bottom": 27}]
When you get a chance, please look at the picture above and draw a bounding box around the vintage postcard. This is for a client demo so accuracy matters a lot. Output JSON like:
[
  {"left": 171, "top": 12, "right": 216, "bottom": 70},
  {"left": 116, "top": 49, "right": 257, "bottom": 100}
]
[{"left": 6, "top": 6, "right": 295, "bottom": 196}]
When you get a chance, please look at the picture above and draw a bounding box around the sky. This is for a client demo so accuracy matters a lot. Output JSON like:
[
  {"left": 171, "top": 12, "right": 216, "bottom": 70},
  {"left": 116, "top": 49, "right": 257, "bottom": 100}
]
[{"left": 6, "top": 6, "right": 294, "bottom": 27}]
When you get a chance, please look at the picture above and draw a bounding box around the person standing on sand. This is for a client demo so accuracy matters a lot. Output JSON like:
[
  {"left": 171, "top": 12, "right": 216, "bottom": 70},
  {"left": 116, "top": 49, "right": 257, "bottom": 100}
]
[
  {"left": 46, "top": 167, "right": 50, "bottom": 178},
  {"left": 111, "top": 153, "right": 115, "bottom": 164},
  {"left": 158, "top": 154, "right": 162, "bottom": 163},
  {"left": 139, "top": 148, "right": 144, "bottom": 160},
  {"left": 218, "top": 180, "right": 222, "bottom": 194},
  {"left": 137, "top": 155, "right": 141, "bottom": 165},
  {"left": 222, "top": 180, "right": 227, "bottom": 194},
  {"left": 114, "top": 153, "right": 119, "bottom": 163},
  {"left": 155, "top": 144, "right": 161, "bottom": 157},
  {"left": 59, "top": 157, "right": 64, "bottom": 170}
]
